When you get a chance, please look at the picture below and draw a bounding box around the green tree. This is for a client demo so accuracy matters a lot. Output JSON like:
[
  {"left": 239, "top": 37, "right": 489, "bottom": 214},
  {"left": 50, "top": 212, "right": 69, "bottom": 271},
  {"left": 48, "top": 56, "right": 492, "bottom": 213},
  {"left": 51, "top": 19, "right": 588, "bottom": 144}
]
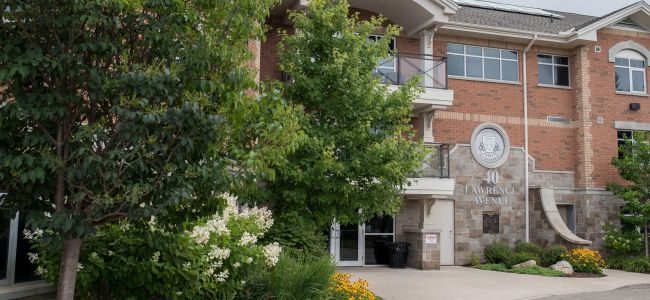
[
  {"left": 249, "top": 0, "right": 426, "bottom": 250},
  {"left": 0, "top": 0, "right": 301, "bottom": 298},
  {"left": 608, "top": 132, "right": 650, "bottom": 259}
]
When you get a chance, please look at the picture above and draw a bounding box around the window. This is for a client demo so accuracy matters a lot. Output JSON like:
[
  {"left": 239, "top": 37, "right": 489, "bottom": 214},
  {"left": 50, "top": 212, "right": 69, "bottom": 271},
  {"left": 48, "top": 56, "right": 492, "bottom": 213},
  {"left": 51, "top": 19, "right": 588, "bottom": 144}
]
[
  {"left": 557, "top": 204, "right": 575, "bottom": 233},
  {"left": 448, "top": 43, "right": 519, "bottom": 82},
  {"left": 615, "top": 50, "right": 646, "bottom": 93},
  {"left": 538, "top": 54, "right": 570, "bottom": 86},
  {"left": 0, "top": 212, "right": 38, "bottom": 287},
  {"left": 363, "top": 215, "right": 394, "bottom": 265},
  {"left": 368, "top": 35, "right": 396, "bottom": 75},
  {"left": 617, "top": 130, "right": 634, "bottom": 158}
]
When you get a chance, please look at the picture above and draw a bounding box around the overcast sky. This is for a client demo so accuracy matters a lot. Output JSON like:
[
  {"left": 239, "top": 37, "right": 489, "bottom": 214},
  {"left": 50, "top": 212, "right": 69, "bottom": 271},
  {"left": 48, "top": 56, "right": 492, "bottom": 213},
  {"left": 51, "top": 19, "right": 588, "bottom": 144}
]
[{"left": 489, "top": 0, "right": 647, "bottom": 16}]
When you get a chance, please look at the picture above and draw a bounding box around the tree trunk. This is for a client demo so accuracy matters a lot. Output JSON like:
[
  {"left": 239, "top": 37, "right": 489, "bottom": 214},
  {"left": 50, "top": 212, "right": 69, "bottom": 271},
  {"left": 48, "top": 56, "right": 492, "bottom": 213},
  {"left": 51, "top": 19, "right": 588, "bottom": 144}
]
[
  {"left": 643, "top": 222, "right": 649, "bottom": 259},
  {"left": 57, "top": 237, "right": 82, "bottom": 300}
]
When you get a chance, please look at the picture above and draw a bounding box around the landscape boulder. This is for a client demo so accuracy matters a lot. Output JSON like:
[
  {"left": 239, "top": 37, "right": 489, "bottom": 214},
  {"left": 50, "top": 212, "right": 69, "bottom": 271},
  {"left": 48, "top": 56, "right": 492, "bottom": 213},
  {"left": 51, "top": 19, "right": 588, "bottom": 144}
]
[
  {"left": 512, "top": 260, "right": 537, "bottom": 269},
  {"left": 550, "top": 260, "right": 574, "bottom": 275}
]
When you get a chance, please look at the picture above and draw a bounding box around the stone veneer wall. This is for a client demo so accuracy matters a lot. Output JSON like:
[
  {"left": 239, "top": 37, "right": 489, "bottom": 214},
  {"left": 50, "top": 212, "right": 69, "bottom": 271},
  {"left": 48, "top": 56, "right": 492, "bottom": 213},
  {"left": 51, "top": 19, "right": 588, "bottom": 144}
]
[
  {"left": 529, "top": 188, "right": 623, "bottom": 250},
  {"left": 451, "top": 145, "right": 527, "bottom": 265},
  {"left": 404, "top": 231, "right": 441, "bottom": 270},
  {"left": 396, "top": 143, "right": 623, "bottom": 267},
  {"left": 450, "top": 144, "right": 622, "bottom": 265}
]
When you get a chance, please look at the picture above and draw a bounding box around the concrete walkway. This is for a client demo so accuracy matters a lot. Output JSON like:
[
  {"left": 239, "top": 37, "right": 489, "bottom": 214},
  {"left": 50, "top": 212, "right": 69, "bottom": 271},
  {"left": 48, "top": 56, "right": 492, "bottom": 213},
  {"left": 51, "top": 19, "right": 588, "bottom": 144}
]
[{"left": 341, "top": 266, "right": 650, "bottom": 300}]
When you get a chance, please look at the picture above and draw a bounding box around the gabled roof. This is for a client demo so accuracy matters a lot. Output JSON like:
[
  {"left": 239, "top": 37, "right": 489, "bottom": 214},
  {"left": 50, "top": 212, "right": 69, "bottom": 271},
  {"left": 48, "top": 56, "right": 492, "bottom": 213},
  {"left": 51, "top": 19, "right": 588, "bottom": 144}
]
[
  {"left": 449, "top": 5, "right": 596, "bottom": 35},
  {"left": 445, "top": 0, "right": 650, "bottom": 44}
]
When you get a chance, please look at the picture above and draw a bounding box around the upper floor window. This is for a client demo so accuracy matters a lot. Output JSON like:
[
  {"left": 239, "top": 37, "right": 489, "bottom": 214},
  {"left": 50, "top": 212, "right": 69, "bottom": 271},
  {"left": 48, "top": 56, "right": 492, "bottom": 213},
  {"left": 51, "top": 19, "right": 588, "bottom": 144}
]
[
  {"left": 615, "top": 50, "right": 646, "bottom": 93},
  {"left": 447, "top": 43, "right": 519, "bottom": 82},
  {"left": 538, "top": 54, "right": 569, "bottom": 87},
  {"left": 368, "top": 35, "right": 396, "bottom": 75}
]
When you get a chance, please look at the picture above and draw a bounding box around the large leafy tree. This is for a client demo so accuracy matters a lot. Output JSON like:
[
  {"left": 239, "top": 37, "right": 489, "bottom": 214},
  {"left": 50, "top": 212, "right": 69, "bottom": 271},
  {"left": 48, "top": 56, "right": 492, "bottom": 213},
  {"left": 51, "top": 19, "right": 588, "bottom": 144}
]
[
  {"left": 251, "top": 0, "right": 426, "bottom": 248},
  {"left": 608, "top": 132, "right": 650, "bottom": 259},
  {"left": 0, "top": 0, "right": 302, "bottom": 298}
]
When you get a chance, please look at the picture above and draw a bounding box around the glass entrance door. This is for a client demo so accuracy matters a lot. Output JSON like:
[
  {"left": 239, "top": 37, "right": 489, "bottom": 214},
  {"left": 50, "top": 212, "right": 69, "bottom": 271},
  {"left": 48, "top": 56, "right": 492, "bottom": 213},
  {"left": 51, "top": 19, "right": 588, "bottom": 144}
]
[
  {"left": 332, "top": 223, "right": 363, "bottom": 266},
  {"left": 364, "top": 215, "right": 394, "bottom": 265},
  {"left": 330, "top": 215, "right": 394, "bottom": 266}
]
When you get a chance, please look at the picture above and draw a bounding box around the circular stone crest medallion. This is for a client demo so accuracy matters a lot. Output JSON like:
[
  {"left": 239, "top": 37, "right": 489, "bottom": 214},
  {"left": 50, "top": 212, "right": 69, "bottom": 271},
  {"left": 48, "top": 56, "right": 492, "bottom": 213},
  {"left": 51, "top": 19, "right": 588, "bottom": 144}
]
[{"left": 470, "top": 123, "right": 510, "bottom": 169}]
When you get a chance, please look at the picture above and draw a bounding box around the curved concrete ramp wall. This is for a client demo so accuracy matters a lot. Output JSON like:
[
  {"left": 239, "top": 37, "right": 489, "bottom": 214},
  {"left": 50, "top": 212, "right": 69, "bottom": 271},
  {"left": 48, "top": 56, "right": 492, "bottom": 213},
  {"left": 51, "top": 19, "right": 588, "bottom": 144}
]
[{"left": 539, "top": 188, "right": 592, "bottom": 245}]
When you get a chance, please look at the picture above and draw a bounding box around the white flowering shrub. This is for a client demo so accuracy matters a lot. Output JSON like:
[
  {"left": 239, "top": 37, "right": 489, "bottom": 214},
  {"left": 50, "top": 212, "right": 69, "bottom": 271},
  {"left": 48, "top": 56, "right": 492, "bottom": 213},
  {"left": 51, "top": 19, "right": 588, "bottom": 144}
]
[{"left": 27, "top": 196, "right": 281, "bottom": 299}]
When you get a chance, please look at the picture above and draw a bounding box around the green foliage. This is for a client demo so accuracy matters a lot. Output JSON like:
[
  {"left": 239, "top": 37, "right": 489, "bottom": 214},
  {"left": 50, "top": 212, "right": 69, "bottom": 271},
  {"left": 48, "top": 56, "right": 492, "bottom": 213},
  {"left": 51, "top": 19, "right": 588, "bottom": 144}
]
[
  {"left": 252, "top": 0, "right": 427, "bottom": 227},
  {"left": 606, "top": 255, "right": 627, "bottom": 270},
  {"left": 507, "top": 252, "right": 541, "bottom": 268},
  {"left": 475, "top": 264, "right": 564, "bottom": 277},
  {"left": 470, "top": 252, "right": 482, "bottom": 267},
  {"left": 514, "top": 242, "right": 543, "bottom": 257},
  {"left": 0, "top": 0, "right": 302, "bottom": 294},
  {"left": 238, "top": 252, "right": 336, "bottom": 300},
  {"left": 29, "top": 199, "right": 281, "bottom": 299},
  {"left": 509, "top": 266, "right": 565, "bottom": 277},
  {"left": 602, "top": 223, "right": 643, "bottom": 256},
  {"left": 475, "top": 263, "right": 509, "bottom": 272},
  {"left": 483, "top": 242, "right": 513, "bottom": 265},
  {"left": 608, "top": 132, "right": 650, "bottom": 258},
  {"left": 540, "top": 245, "right": 567, "bottom": 267},
  {"left": 622, "top": 257, "right": 650, "bottom": 273},
  {"left": 263, "top": 212, "right": 328, "bottom": 258}
]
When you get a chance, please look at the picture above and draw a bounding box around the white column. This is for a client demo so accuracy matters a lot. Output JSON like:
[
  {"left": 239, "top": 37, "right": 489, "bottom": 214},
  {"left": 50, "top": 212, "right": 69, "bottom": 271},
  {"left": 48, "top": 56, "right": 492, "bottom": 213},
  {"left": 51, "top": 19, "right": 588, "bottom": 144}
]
[
  {"left": 419, "top": 29, "right": 435, "bottom": 88},
  {"left": 418, "top": 111, "right": 435, "bottom": 143}
]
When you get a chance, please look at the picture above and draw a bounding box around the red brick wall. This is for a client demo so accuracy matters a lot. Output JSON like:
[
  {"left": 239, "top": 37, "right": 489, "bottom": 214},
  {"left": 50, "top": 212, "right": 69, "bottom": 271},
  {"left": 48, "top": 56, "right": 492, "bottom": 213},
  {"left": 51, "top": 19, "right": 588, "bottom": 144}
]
[
  {"left": 260, "top": 11, "right": 650, "bottom": 187},
  {"left": 586, "top": 29, "right": 650, "bottom": 186},
  {"left": 431, "top": 36, "right": 577, "bottom": 172}
]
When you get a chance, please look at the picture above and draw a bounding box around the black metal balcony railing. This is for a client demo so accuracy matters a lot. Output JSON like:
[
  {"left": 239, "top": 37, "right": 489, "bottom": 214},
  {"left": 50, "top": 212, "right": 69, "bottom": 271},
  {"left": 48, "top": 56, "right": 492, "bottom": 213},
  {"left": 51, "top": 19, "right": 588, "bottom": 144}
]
[
  {"left": 373, "top": 52, "right": 448, "bottom": 89},
  {"left": 417, "top": 143, "right": 450, "bottom": 178}
]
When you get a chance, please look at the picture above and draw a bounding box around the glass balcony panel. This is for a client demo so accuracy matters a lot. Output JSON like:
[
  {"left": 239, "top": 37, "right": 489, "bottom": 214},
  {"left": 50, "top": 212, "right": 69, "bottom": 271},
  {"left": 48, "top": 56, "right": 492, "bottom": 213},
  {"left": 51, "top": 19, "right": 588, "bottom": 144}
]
[
  {"left": 373, "top": 52, "right": 448, "bottom": 89},
  {"left": 416, "top": 144, "right": 450, "bottom": 178}
]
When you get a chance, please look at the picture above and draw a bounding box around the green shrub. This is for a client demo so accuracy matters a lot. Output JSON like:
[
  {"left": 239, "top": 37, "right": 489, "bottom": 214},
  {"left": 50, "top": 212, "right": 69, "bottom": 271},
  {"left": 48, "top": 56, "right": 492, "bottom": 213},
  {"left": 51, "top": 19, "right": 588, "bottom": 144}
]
[
  {"left": 541, "top": 245, "right": 568, "bottom": 267},
  {"left": 514, "top": 242, "right": 543, "bottom": 256},
  {"left": 470, "top": 252, "right": 482, "bottom": 267},
  {"left": 509, "top": 266, "right": 565, "bottom": 277},
  {"left": 623, "top": 257, "right": 650, "bottom": 273},
  {"left": 263, "top": 212, "right": 328, "bottom": 259},
  {"left": 239, "top": 252, "right": 336, "bottom": 300},
  {"left": 606, "top": 255, "right": 627, "bottom": 270},
  {"left": 475, "top": 263, "right": 509, "bottom": 272},
  {"left": 30, "top": 199, "right": 281, "bottom": 299},
  {"left": 602, "top": 223, "right": 643, "bottom": 256},
  {"left": 484, "top": 242, "right": 512, "bottom": 264},
  {"left": 507, "top": 252, "right": 540, "bottom": 268}
]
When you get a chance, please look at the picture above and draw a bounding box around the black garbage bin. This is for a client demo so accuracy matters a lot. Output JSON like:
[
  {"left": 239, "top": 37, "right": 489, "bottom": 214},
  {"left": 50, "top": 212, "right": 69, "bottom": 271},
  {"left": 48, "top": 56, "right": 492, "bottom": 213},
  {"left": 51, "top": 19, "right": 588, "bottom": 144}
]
[{"left": 387, "top": 242, "right": 409, "bottom": 268}]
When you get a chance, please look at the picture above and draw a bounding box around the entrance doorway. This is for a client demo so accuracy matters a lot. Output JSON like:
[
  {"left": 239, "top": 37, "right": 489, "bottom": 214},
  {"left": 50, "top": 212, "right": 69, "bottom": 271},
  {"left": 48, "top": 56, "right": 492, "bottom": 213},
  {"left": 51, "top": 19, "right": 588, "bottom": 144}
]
[
  {"left": 330, "top": 215, "right": 394, "bottom": 266},
  {"left": 429, "top": 200, "right": 454, "bottom": 265}
]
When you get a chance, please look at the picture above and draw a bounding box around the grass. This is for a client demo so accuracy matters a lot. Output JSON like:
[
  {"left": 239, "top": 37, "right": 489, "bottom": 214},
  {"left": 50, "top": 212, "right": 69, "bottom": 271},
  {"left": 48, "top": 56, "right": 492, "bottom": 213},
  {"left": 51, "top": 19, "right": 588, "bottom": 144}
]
[{"left": 475, "top": 263, "right": 564, "bottom": 277}]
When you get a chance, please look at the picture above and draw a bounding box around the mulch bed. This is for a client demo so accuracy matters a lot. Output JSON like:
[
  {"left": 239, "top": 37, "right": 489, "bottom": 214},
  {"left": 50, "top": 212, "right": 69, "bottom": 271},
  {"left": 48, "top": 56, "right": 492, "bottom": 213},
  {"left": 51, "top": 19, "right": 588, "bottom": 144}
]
[{"left": 564, "top": 272, "right": 606, "bottom": 278}]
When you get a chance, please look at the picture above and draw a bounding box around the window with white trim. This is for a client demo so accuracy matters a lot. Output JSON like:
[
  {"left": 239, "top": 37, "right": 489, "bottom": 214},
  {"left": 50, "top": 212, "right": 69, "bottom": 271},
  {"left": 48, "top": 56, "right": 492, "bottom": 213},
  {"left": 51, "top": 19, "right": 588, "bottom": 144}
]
[
  {"left": 447, "top": 43, "right": 519, "bottom": 82},
  {"left": 615, "top": 50, "right": 646, "bottom": 93},
  {"left": 538, "top": 54, "right": 570, "bottom": 86},
  {"left": 617, "top": 130, "right": 635, "bottom": 158},
  {"left": 368, "top": 35, "right": 396, "bottom": 75}
]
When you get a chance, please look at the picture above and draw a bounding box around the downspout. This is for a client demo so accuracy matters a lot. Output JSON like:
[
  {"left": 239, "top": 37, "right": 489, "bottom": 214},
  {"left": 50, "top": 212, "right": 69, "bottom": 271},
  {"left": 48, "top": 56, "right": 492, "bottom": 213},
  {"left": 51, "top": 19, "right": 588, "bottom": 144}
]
[{"left": 523, "top": 34, "right": 537, "bottom": 243}]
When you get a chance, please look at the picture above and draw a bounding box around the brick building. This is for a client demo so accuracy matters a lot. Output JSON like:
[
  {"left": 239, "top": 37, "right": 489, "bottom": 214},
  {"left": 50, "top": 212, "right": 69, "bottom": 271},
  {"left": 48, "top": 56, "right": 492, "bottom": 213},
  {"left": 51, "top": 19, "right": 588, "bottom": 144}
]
[{"left": 258, "top": 0, "right": 650, "bottom": 269}]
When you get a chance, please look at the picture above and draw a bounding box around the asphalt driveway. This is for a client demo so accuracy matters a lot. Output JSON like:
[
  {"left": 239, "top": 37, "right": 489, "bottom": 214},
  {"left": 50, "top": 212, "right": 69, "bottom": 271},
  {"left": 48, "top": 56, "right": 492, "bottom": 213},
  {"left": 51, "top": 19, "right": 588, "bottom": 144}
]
[{"left": 341, "top": 266, "right": 650, "bottom": 300}]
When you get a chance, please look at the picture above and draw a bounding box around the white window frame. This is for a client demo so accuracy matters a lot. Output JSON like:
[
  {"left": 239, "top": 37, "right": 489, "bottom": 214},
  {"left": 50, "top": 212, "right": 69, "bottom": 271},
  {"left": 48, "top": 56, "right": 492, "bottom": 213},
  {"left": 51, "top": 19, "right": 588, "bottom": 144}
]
[
  {"left": 614, "top": 54, "right": 647, "bottom": 93},
  {"left": 1, "top": 212, "right": 20, "bottom": 286},
  {"left": 447, "top": 43, "right": 519, "bottom": 82},
  {"left": 368, "top": 34, "right": 396, "bottom": 73},
  {"left": 537, "top": 54, "right": 570, "bottom": 87}
]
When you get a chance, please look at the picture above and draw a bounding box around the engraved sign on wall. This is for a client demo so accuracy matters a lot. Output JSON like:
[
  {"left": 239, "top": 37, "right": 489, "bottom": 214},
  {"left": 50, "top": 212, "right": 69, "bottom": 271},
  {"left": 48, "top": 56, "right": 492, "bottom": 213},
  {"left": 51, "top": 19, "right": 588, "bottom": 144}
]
[{"left": 483, "top": 211, "right": 500, "bottom": 234}]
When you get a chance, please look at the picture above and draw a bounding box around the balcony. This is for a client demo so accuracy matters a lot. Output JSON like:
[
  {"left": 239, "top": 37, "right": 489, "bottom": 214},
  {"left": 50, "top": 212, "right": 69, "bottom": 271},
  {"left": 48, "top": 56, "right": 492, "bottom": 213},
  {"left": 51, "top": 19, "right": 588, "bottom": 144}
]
[
  {"left": 374, "top": 53, "right": 454, "bottom": 113},
  {"left": 404, "top": 144, "right": 455, "bottom": 197}
]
